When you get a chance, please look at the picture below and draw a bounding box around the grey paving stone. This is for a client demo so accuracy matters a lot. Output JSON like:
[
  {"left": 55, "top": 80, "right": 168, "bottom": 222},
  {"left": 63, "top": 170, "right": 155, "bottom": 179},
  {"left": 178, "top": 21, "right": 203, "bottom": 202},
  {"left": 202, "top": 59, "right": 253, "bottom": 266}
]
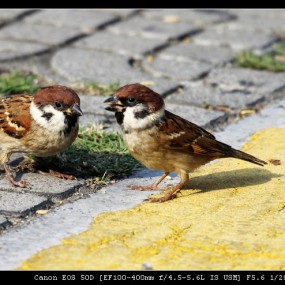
[
  {"left": 24, "top": 10, "right": 118, "bottom": 33},
  {"left": 0, "top": 215, "right": 9, "bottom": 228},
  {"left": 142, "top": 56, "right": 213, "bottom": 81},
  {"left": 142, "top": 9, "right": 233, "bottom": 26},
  {"left": 0, "top": 9, "right": 30, "bottom": 21},
  {"left": 0, "top": 191, "right": 48, "bottom": 214},
  {"left": 98, "top": 9, "right": 138, "bottom": 17},
  {"left": 78, "top": 95, "right": 133, "bottom": 130},
  {"left": 165, "top": 82, "right": 264, "bottom": 110},
  {"left": 0, "top": 39, "right": 48, "bottom": 61},
  {"left": 192, "top": 23, "right": 277, "bottom": 51},
  {"left": 206, "top": 67, "right": 285, "bottom": 95},
  {"left": 79, "top": 95, "right": 112, "bottom": 116},
  {"left": 107, "top": 17, "right": 199, "bottom": 40},
  {"left": 0, "top": 22, "right": 82, "bottom": 46},
  {"left": 215, "top": 99, "right": 285, "bottom": 149},
  {"left": 158, "top": 42, "right": 234, "bottom": 65},
  {"left": 165, "top": 102, "right": 224, "bottom": 126},
  {"left": 0, "top": 171, "right": 83, "bottom": 197},
  {"left": 79, "top": 114, "right": 115, "bottom": 129},
  {"left": 74, "top": 31, "right": 165, "bottom": 58},
  {"left": 0, "top": 52, "right": 70, "bottom": 84},
  {"left": 229, "top": 10, "right": 285, "bottom": 33},
  {"left": 51, "top": 47, "right": 180, "bottom": 95}
]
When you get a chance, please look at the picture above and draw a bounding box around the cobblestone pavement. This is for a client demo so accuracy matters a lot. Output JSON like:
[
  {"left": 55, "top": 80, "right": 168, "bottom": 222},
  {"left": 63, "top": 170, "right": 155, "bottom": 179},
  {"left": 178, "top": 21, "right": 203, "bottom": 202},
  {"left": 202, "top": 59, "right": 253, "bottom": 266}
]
[{"left": 0, "top": 9, "right": 285, "bottom": 269}]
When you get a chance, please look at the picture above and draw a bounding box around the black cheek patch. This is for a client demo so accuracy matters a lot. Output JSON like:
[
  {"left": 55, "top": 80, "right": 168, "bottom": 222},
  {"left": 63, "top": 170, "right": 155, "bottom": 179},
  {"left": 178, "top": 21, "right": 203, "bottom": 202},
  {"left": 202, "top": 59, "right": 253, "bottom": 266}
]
[
  {"left": 42, "top": 112, "right": 53, "bottom": 121},
  {"left": 64, "top": 116, "right": 77, "bottom": 135},
  {"left": 115, "top": 112, "right": 124, "bottom": 125},
  {"left": 134, "top": 110, "right": 149, "bottom": 119}
]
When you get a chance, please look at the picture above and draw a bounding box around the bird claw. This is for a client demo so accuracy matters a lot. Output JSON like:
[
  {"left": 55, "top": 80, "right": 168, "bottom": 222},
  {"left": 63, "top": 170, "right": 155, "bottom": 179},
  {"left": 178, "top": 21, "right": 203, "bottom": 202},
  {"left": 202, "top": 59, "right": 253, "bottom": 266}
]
[
  {"left": 17, "top": 180, "right": 29, "bottom": 188},
  {"left": 147, "top": 196, "right": 173, "bottom": 203},
  {"left": 9, "top": 178, "right": 29, "bottom": 188},
  {"left": 146, "top": 193, "right": 177, "bottom": 203}
]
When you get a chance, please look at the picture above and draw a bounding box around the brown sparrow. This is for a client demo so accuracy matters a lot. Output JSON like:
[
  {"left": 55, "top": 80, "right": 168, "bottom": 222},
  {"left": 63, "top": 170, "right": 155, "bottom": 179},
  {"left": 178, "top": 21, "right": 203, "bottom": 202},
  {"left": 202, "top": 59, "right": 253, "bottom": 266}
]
[
  {"left": 104, "top": 83, "right": 267, "bottom": 203},
  {"left": 0, "top": 85, "right": 83, "bottom": 187}
]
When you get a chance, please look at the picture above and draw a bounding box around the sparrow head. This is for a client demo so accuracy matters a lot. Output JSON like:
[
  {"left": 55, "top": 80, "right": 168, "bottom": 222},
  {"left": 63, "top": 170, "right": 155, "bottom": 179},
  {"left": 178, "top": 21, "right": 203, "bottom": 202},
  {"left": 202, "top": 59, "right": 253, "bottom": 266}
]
[
  {"left": 105, "top": 83, "right": 164, "bottom": 114},
  {"left": 31, "top": 85, "right": 83, "bottom": 134},
  {"left": 104, "top": 83, "right": 165, "bottom": 130},
  {"left": 33, "top": 85, "right": 83, "bottom": 117}
]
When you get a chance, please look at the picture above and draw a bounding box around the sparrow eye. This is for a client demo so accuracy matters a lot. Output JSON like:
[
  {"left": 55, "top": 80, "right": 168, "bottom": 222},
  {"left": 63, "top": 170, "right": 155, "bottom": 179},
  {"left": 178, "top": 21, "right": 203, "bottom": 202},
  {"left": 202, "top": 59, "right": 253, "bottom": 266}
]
[
  {"left": 54, "top": 102, "right": 63, "bottom": 109},
  {"left": 127, "top": 97, "right": 137, "bottom": 106}
]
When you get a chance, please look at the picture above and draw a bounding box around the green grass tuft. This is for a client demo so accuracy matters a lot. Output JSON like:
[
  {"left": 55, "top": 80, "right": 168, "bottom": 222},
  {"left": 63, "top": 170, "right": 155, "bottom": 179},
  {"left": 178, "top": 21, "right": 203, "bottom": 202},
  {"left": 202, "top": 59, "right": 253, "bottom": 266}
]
[
  {"left": 0, "top": 70, "right": 40, "bottom": 95},
  {"left": 235, "top": 40, "right": 285, "bottom": 72}
]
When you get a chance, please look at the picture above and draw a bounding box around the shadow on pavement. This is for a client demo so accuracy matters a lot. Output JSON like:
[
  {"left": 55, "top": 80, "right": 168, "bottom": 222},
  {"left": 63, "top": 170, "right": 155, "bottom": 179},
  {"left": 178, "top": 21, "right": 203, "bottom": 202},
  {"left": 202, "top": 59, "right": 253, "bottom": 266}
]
[{"left": 187, "top": 168, "right": 280, "bottom": 192}]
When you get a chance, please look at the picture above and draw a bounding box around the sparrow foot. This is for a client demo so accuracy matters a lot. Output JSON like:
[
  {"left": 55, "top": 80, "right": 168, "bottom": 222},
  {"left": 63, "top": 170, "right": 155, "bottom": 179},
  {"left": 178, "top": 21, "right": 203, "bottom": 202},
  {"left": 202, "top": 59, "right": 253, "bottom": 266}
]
[
  {"left": 147, "top": 192, "right": 177, "bottom": 203},
  {"left": 10, "top": 179, "right": 29, "bottom": 188},
  {"left": 146, "top": 182, "right": 184, "bottom": 203},
  {"left": 4, "top": 163, "right": 29, "bottom": 188}
]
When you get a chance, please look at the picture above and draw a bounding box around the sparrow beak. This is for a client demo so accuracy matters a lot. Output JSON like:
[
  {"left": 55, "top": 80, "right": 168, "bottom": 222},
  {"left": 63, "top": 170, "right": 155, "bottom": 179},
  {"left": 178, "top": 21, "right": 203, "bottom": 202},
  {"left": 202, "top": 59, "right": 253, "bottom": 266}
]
[
  {"left": 66, "top": 103, "right": 83, "bottom": 116},
  {"left": 104, "top": 96, "right": 125, "bottom": 112}
]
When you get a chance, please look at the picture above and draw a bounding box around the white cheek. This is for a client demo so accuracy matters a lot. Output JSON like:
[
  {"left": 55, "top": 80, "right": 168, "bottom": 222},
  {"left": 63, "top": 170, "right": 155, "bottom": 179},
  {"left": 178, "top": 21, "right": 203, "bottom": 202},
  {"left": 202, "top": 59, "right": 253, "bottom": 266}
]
[
  {"left": 123, "top": 106, "right": 164, "bottom": 131},
  {"left": 30, "top": 102, "right": 66, "bottom": 132}
]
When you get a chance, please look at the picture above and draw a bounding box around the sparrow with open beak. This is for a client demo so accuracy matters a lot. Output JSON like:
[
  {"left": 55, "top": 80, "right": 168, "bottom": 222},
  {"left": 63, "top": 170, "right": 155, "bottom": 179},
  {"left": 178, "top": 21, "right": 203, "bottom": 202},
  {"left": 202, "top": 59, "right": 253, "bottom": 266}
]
[{"left": 104, "top": 83, "right": 267, "bottom": 202}]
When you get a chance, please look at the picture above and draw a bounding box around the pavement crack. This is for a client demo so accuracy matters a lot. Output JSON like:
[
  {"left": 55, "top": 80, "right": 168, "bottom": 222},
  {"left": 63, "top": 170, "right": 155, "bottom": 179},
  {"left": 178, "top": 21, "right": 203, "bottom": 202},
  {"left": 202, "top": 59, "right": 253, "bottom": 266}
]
[{"left": 0, "top": 9, "right": 40, "bottom": 29}]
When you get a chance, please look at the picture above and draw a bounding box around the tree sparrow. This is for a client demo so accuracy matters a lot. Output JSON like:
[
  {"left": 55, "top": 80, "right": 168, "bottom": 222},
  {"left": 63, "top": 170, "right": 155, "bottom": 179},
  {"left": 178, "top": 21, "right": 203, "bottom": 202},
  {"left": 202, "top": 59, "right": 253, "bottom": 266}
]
[
  {"left": 104, "top": 83, "right": 267, "bottom": 202},
  {"left": 0, "top": 85, "right": 83, "bottom": 187}
]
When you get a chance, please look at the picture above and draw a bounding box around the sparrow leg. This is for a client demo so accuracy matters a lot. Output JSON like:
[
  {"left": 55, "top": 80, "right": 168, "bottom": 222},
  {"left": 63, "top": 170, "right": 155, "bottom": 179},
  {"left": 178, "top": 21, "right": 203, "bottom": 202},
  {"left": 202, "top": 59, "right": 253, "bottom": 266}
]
[
  {"left": 148, "top": 172, "right": 189, "bottom": 203},
  {"left": 128, "top": 172, "right": 170, "bottom": 191},
  {"left": 3, "top": 162, "right": 28, "bottom": 188}
]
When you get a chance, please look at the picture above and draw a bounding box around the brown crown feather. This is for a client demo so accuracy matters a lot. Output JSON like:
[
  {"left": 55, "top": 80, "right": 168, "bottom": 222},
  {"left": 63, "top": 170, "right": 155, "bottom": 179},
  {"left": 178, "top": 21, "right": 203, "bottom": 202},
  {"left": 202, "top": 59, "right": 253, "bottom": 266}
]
[
  {"left": 33, "top": 85, "right": 80, "bottom": 107},
  {"left": 115, "top": 83, "right": 164, "bottom": 112}
]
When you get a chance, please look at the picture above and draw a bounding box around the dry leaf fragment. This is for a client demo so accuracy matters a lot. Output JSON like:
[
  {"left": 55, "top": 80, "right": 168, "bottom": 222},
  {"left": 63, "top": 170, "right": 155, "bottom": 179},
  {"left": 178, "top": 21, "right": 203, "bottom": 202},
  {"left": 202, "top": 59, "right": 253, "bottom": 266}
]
[
  {"left": 239, "top": 108, "right": 256, "bottom": 118},
  {"left": 36, "top": 209, "right": 49, "bottom": 215},
  {"left": 269, "top": 159, "right": 281, "bottom": 165}
]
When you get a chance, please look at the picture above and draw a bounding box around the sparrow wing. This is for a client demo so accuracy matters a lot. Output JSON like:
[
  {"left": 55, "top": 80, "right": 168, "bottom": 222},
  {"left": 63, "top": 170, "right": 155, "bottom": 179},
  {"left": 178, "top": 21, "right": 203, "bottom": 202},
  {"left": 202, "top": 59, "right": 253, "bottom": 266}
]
[
  {"left": 0, "top": 94, "right": 32, "bottom": 139},
  {"left": 158, "top": 110, "right": 229, "bottom": 157}
]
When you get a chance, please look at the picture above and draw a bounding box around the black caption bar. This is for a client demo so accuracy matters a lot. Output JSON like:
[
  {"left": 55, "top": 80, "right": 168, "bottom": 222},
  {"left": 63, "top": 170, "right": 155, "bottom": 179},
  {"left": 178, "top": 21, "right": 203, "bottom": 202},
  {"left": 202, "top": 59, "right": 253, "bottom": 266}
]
[{"left": 2, "top": 271, "right": 285, "bottom": 283}]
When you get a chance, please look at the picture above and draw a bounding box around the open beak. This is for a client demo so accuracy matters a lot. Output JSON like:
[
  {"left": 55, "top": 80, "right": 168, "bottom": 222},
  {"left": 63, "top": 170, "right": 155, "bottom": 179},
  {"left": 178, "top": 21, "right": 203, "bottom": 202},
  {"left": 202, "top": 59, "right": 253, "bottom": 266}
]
[
  {"left": 104, "top": 96, "right": 125, "bottom": 112},
  {"left": 66, "top": 103, "right": 83, "bottom": 116}
]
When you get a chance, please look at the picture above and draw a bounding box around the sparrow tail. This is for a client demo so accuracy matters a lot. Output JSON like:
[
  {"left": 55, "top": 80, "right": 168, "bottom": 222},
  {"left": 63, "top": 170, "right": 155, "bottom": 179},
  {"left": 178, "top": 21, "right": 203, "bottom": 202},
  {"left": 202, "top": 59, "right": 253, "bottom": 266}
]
[{"left": 230, "top": 149, "right": 267, "bottom": 166}]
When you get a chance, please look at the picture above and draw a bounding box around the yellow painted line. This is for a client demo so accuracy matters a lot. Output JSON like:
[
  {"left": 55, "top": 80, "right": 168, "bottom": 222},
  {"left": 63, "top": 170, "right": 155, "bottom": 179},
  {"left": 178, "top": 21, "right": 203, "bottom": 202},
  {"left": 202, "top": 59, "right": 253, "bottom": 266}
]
[{"left": 21, "top": 128, "right": 285, "bottom": 270}]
